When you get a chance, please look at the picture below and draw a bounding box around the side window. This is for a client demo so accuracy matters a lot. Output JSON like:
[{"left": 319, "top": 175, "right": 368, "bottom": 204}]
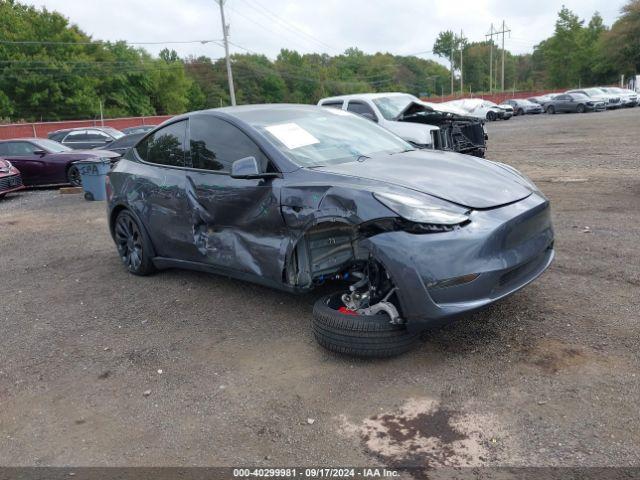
[
  {"left": 321, "top": 101, "right": 343, "bottom": 109},
  {"left": 347, "top": 101, "right": 377, "bottom": 121},
  {"left": 136, "top": 120, "right": 187, "bottom": 167},
  {"left": 0, "top": 143, "right": 9, "bottom": 155},
  {"left": 189, "top": 116, "right": 269, "bottom": 173},
  {"left": 85, "top": 130, "right": 110, "bottom": 142},
  {"left": 6, "top": 142, "right": 38, "bottom": 155},
  {"left": 64, "top": 131, "right": 90, "bottom": 143}
]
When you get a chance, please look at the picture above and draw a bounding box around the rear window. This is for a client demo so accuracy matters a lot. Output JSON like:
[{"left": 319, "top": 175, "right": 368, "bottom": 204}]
[{"left": 320, "top": 101, "right": 343, "bottom": 109}]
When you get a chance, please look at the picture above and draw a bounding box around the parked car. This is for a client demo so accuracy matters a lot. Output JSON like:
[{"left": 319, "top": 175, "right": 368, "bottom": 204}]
[
  {"left": 504, "top": 99, "right": 544, "bottom": 115},
  {"left": 107, "top": 105, "right": 554, "bottom": 358},
  {"left": 122, "top": 125, "right": 156, "bottom": 135},
  {"left": 527, "top": 95, "right": 557, "bottom": 110},
  {"left": 566, "top": 88, "right": 621, "bottom": 109},
  {"left": 0, "top": 158, "right": 24, "bottom": 199},
  {"left": 48, "top": 126, "right": 125, "bottom": 149},
  {"left": 96, "top": 132, "right": 145, "bottom": 156},
  {"left": 599, "top": 87, "right": 638, "bottom": 107},
  {"left": 497, "top": 103, "right": 514, "bottom": 119},
  {"left": 318, "top": 92, "right": 487, "bottom": 157},
  {"left": 545, "top": 93, "right": 606, "bottom": 114},
  {"left": 0, "top": 138, "right": 120, "bottom": 186},
  {"left": 444, "top": 99, "right": 505, "bottom": 121}
]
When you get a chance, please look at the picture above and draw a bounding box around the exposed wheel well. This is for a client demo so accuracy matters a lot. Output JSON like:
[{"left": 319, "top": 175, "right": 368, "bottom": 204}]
[{"left": 109, "top": 205, "right": 128, "bottom": 237}]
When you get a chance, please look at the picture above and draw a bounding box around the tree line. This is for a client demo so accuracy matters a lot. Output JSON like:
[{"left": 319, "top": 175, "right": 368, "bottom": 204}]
[{"left": 0, "top": 0, "right": 638, "bottom": 123}]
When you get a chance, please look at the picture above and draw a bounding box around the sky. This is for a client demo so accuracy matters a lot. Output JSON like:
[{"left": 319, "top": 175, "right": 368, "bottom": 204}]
[{"left": 21, "top": 0, "right": 627, "bottom": 66}]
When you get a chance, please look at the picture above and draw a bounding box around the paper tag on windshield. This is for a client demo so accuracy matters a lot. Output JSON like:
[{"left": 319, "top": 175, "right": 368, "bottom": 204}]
[{"left": 265, "top": 123, "right": 320, "bottom": 150}]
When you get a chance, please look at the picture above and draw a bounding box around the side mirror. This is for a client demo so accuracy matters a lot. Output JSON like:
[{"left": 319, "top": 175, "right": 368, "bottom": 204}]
[
  {"left": 104, "top": 138, "right": 114, "bottom": 143},
  {"left": 360, "top": 112, "right": 378, "bottom": 123},
  {"left": 33, "top": 149, "right": 46, "bottom": 156},
  {"left": 230, "top": 156, "right": 279, "bottom": 180}
]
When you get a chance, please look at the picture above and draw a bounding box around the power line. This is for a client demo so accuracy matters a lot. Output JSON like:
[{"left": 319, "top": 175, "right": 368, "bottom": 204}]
[
  {"left": 241, "top": 0, "right": 335, "bottom": 52},
  {"left": 0, "top": 39, "right": 223, "bottom": 46}
]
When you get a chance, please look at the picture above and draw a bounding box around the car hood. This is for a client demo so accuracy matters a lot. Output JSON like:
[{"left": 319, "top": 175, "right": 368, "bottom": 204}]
[{"left": 314, "top": 150, "right": 532, "bottom": 209}]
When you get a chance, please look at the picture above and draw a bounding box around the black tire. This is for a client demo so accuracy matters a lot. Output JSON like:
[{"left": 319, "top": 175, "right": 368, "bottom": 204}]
[
  {"left": 517, "top": 108, "right": 525, "bottom": 116},
  {"left": 312, "top": 293, "right": 418, "bottom": 358},
  {"left": 547, "top": 105, "right": 555, "bottom": 114},
  {"left": 576, "top": 104, "right": 585, "bottom": 113},
  {"left": 113, "top": 210, "right": 156, "bottom": 276},
  {"left": 67, "top": 164, "right": 82, "bottom": 187},
  {"left": 486, "top": 111, "right": 496, "bottom": 121},
  {"left": 84, "top": 192, "right": 94, "bottom": 201}
]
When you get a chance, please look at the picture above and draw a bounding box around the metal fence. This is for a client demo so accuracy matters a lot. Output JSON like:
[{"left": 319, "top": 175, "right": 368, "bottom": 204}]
[{"left": 0, "top": 115, "right": 173, "bottom": 140}]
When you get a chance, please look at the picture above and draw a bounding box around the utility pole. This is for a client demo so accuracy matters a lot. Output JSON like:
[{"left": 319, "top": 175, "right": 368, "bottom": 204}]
[
  {"left": 486, "top": 24, "right": 495, "bottom": 93},
  {"left": 460, "top": 30, "right": 465, "bottom": 95},
  {"left": 217, "top": 0, "right": 236, "bottom": 106},
  {"left": 499, "top": 20, "right": 510, "bottom": 91},
  {"left": 450, "top": 44, "right": 454, "bottom": 95},
  {"left": 99, "top": 100, "right": 104, "bottom": 126}
]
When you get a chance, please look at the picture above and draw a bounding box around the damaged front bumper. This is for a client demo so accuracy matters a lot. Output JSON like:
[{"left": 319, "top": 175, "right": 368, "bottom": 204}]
[{"left": 360, "top": 192, "right": 554, "bottom": 332}]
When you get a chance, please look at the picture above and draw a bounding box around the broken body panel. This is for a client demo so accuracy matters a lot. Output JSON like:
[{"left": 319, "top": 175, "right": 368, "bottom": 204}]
[
  {"left": 107, "top": 106, "right": 553, "bottom": 331},
  {"left": 395, "top": 101, "right": 487, "bottom": 157}
]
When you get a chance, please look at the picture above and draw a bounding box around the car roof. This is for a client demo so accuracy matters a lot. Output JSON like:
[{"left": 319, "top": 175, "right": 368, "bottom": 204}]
[
  {"left": 0, "top": 138, "right": 44, "bottom": 143},
  {"left": 318, "top": 92, "right": 414, "bottom": 103},
  {"left": 50, "top": 126, "right": 118, "bottom": 134}
]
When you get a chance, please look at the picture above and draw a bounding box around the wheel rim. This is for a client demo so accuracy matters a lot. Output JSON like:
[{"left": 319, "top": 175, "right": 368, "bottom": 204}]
[
  {"left": 68, "top": 165, "right": 82, "bottom": 186},
  {"left": 115, "top": 215, "right": 143, "bottom": 271}
]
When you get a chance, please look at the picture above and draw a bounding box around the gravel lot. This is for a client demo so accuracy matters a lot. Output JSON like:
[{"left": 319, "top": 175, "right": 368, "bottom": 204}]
[{"left": 0, "top": 108, "right": 639, "bottom": 470}]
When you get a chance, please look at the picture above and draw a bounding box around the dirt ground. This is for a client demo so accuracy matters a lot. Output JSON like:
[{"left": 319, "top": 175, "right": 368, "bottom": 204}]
[{"left": 0, "top": 108, "right": 639, "bottom": 471}]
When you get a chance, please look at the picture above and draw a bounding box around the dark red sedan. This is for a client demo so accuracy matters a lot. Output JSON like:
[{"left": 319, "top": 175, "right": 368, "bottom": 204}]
[
  {"left": 0, "top": 138, "right": 120, "bottom": 186},
  {"left": 0, "top": 158, "right": 24, "bottom": 199}
]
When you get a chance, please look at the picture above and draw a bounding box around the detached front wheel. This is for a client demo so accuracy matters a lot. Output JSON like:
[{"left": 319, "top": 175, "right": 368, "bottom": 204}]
[{"left": 312, "top": 293, "right": 418, "bottom": 358}]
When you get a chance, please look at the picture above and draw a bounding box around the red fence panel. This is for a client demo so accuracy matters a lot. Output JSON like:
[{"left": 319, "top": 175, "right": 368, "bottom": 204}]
[{"left": 0, "top": 115, "right": 173, "bottom": 140}]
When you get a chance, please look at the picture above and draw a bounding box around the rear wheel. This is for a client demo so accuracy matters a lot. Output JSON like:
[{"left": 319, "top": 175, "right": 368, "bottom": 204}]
[
  {"left": 67, "top": 164, "right": 82, "bottom": 187},
  {"left": 547, "top": 105, "right": 555, "bottom": 114},
  {"left": 113, "top": 210, "right": 156, "bottom": 276},
  {"left": 312, "top": 293, "right": 418, "bottom": 358},
  {"left": 576, "top": 104, "right": 585, "bottom": 113},
  {"left": 486, "top": 111, "right": 496, "bottom": 121}
]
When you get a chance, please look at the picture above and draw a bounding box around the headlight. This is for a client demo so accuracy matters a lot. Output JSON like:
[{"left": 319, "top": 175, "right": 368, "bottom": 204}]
[{"left": 374, "top": 191, "right": 469, "bottom": 226}]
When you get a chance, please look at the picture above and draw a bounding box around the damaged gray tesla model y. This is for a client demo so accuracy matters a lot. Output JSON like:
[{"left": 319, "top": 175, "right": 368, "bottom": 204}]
[{"left": 106, "top": 105, "right": 554, "bottom": 358}]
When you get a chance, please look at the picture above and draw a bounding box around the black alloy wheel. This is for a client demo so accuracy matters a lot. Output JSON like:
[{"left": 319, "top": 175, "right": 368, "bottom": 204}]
[
  {"left": 114, "top": 210, "right": 155, "bottom": 275},
  {"left": 67, "top": 164, "right": 82, "bottom": 187}
]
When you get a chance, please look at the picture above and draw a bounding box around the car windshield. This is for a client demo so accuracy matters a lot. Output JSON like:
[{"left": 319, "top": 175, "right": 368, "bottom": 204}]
[
  {"left": 371, "top": 95, "right": 418, "bottom": 120},
  {"left": 33, "top": 139, "right": 71, "bottom": 152},
  {"left": 583, "top": 88, "right": 603, "bottom": 96},
  {"left": 238, "top": 107, "right": 413, "bottom": 167}
]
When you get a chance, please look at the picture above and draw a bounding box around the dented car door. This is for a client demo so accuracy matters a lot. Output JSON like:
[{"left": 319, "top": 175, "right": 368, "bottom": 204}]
[{"left": 182, "top": 115, "right": 287, "bottom": 281}]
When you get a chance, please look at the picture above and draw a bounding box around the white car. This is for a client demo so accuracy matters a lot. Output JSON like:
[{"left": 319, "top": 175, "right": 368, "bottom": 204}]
[
  {"left": 600, "top": 87, "right": 638, "bottom": 107},
  {"left": 443, "top": 98, "right": 505, "bottom": 121},
  {"left": 566, "top": 88, "right": 622, "bottom": 109},
  {"left": 497, "top": 103, "right": 514, "bottom": 120},
  {"left": 317, "top": 92, "right": 487, "bottom": 156}
]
